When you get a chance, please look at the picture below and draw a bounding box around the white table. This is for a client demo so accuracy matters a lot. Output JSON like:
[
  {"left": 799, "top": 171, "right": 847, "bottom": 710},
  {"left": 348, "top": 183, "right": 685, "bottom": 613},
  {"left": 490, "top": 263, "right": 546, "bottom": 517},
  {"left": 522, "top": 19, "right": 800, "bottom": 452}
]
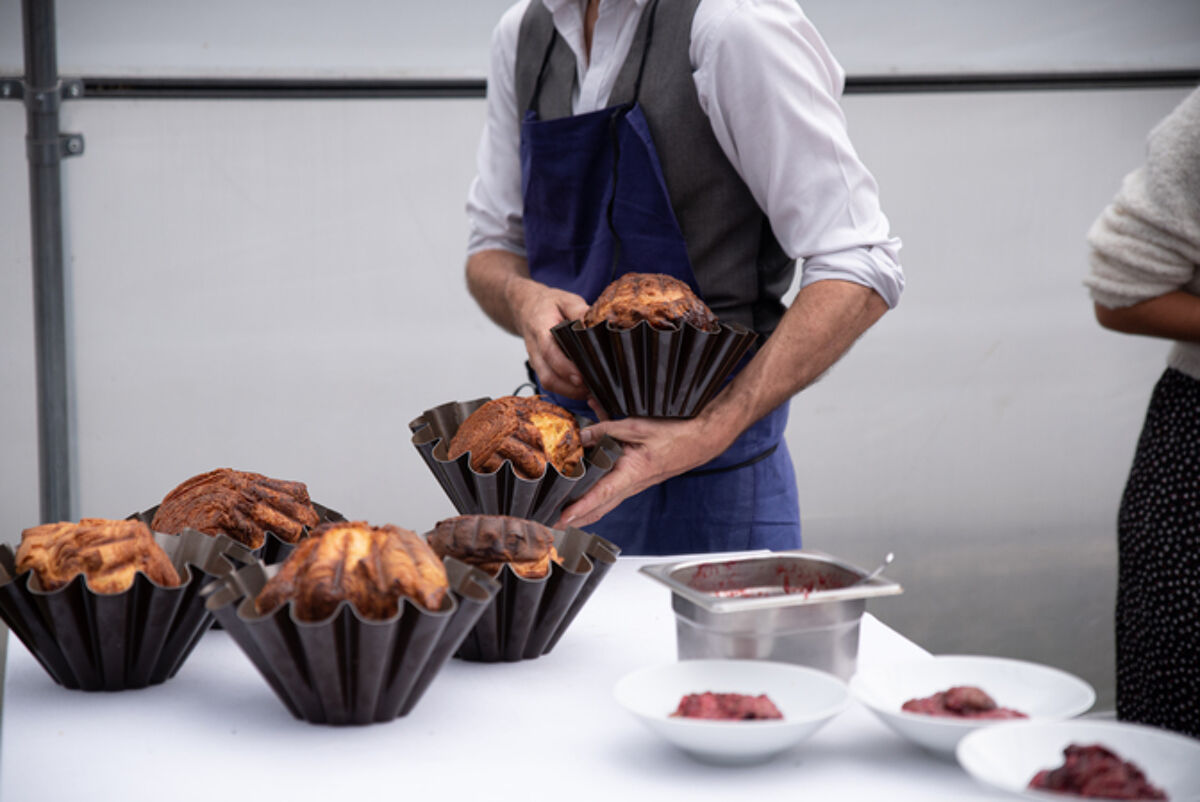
[{"left": 1, "top": 556, "right": 1009, "bottom": 801}]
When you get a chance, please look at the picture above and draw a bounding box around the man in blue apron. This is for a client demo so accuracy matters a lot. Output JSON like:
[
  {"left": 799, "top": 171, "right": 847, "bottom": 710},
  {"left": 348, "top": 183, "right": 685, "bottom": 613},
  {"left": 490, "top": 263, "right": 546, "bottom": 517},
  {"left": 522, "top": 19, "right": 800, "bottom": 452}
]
[{"left": 464, "top": 0, "right": 904, "bottom": 555}]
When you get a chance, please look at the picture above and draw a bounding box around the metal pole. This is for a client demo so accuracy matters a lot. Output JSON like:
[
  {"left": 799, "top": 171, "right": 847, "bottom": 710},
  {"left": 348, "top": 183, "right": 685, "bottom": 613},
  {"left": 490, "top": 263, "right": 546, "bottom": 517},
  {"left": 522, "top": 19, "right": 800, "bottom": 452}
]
[{"left": 22, "top": 0, "right": 72, "bottom": 523}]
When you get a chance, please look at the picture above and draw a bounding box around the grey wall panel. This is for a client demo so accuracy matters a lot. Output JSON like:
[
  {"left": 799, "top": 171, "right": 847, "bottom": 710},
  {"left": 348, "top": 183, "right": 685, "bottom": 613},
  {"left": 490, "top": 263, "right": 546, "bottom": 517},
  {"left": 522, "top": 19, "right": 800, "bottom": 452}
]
[
  {"left": 0, "top": 101, "right": 40, "bottom": 541},
  {"left": 794, "top": 87, "right": 1189, "bottom": 712},
  {"left": 0, "top": 0, "right": 512, "bottom": 78},
  {"left": 45, "top": 98, "right": 512, "bottom": 531},
  {"left": 1, "top": 0, "right": 1197, "bottom": 78},
  {"left": 801, "top": 0, "right": 1200, "bottom": 75},
  {"left": 0, "top": 83, "right": 1192, "bottom": 712}
]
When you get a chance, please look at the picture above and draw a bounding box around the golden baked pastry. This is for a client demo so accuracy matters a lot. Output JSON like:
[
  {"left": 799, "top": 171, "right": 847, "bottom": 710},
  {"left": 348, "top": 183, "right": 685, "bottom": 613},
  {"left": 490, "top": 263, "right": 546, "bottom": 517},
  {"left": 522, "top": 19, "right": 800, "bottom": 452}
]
[
  {"left": 447, "top": 396, "right": 583, "bottom": 479},
  {"left": 254, "top": 521, "right": 449, "bottom": 621},
  {"left": 151, "top": 468, "right": 320, "bottom": 550},
  {"left": 582, "top": 272, "right": 719, "bottom": 332},
  {"left": 16, "top": 518, "right": 181, "bottom": 594},
  {"left": 427, "top": 515, "right": 560, "bottom": 579}
]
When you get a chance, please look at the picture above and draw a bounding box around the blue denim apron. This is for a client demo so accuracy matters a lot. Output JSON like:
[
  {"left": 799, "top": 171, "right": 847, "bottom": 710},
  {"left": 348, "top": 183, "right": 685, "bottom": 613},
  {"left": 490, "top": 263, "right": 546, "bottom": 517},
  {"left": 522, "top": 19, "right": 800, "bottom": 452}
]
[{"left": 519, "top": 0, "right": 800, "bottom": 555}]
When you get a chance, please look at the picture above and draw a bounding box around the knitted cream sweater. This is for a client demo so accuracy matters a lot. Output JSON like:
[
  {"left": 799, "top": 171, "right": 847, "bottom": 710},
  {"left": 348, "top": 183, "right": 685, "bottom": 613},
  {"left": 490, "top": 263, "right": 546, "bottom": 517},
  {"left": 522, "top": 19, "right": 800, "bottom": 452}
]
[{"left": 1085, "top": 87, "right": 1200, "bottom": 380}]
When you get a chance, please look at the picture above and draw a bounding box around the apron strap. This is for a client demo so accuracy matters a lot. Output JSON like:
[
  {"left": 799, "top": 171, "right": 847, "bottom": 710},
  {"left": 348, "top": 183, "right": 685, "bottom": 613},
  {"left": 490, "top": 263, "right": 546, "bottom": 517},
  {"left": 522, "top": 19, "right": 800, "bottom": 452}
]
[
  {"left": 631, "top": 0, "right": 661, "bottom": 104},
  {"left": 528, "top": 17, "right": 559, "bottom": 113},
  {"left": 528, "top": 0, "right": 666, "bottom": 282},
  {"left": 605, "top": 0, "right": 662, "bottom": 283}
]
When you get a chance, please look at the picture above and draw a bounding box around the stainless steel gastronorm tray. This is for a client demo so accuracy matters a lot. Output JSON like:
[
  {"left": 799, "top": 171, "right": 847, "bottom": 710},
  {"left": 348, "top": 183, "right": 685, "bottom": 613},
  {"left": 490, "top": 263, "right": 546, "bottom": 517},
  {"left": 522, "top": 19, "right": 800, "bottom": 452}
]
[
  {"left": 640, "top": 549, "right": 902, "bottom": 613},
  {"left": 640, "top": 550, "right": 903, "bottom": 680}
]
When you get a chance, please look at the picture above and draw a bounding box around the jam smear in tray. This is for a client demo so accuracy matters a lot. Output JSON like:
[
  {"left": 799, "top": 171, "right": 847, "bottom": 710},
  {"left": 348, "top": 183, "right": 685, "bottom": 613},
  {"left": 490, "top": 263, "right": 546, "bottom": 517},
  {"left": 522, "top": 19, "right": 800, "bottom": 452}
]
[{"left": 688, "top": 560, "right": 848, "bottom": 600}]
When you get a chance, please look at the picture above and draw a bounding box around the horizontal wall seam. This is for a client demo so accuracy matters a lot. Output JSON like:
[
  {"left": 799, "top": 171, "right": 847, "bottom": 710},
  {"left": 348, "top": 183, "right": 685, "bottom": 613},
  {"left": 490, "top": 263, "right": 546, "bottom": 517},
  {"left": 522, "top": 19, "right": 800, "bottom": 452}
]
[{"left": 0, "top": 70, "right": 1193, "bottom": 100}]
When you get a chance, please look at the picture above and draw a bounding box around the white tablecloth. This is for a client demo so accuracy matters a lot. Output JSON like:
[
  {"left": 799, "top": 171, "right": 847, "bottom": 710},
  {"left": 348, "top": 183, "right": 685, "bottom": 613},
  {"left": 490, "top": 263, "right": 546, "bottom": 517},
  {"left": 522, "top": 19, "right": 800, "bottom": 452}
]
[{"left": 1, "top": 556, "right": 1009, "bottom": 801}]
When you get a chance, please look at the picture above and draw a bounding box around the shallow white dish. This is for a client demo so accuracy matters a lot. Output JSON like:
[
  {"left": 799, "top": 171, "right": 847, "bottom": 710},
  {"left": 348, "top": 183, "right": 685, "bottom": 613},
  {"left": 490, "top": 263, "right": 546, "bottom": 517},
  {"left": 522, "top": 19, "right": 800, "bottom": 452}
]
[
  {"left": 957, "top": 718, "right": 1200, "bottom": 800},
  {"left": 613, "top": 658, "right": 849, "bottom": 765},
  {"left": 850, "top": 655, "right": 1095, "bottom": 756}
]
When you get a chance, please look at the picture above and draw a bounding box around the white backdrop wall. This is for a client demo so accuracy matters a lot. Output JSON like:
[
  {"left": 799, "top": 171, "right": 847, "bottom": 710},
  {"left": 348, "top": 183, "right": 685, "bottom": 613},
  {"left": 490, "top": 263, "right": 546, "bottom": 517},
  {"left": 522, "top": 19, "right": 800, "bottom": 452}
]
[
  {"left": 1, "top": 0, "right": 1199, "bottom": 76},
  {"left": 1, "top": 0, "right": 1198, "bottom": 710}
]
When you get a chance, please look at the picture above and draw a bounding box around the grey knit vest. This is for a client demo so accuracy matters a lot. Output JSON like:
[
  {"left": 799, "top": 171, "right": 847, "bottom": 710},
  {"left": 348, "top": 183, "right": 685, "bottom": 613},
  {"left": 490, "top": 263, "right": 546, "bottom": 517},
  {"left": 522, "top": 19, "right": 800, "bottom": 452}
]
[{"left": 514, "top": 0, "right": 794, "bottom": 338}]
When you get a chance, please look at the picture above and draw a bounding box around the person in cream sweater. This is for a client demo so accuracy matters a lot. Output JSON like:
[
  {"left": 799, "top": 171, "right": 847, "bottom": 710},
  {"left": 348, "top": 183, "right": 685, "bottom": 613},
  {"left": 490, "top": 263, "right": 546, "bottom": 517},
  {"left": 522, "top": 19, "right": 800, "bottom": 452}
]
[{"left": 1085, "top": 86, "right": 1200, "bottom": 738}]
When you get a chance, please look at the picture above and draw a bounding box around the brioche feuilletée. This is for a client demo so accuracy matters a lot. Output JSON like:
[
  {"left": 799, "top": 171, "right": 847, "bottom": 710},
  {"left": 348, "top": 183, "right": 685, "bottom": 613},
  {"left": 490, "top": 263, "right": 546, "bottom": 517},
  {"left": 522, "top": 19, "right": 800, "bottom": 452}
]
[
  {"left": 151, "top": 467, "right": 320, "bottom": 550},
  {"left": 254, "top": 521, "right": 449, "bottom": 621},
  {"left": 446, "top": 396, "right": 583, "bottom": 479},
  {"left": 426, "top": 514, "right": 560, "bottom": 579},
  {"left": 582, "top": 272, "right": 719, "bottom": 332},
  {"left": 16, "top": 517, "right": 181, "bottom": 593}
]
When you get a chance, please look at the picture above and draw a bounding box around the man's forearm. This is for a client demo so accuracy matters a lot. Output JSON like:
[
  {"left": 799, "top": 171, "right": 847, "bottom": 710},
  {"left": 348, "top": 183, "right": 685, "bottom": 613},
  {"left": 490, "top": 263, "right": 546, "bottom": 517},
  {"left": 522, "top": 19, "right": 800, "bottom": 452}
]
[
  {"left": 466, "top": 249, "right": 532, "bottom": 336},
  {"left": 701, "top": 279, "right": 889, "bottom": 445}
]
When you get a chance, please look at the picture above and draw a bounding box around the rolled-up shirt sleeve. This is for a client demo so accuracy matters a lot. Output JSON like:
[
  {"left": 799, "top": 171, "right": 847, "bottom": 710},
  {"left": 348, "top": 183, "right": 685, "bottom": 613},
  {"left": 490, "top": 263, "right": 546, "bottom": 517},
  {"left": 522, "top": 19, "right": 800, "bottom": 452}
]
[
  {"left": 466, "top": 0, "right": 530, "bottom": 258},
  {"left": 691, "top": 0, "right": 904, "bottom": 308}
]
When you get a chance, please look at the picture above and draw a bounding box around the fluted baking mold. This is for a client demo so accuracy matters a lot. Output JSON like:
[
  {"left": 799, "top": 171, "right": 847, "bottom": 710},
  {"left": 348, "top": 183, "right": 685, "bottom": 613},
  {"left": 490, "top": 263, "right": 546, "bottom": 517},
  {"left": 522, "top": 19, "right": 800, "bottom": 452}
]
[
  {"left": 0, "top": 528, "right": 251, "bottom": 691},
  {"left": 201, "top": 556, "right": 500, "bottom": 725},
  {"left": 448, "top": 524, "right": 620, "bottom": 662},
  {"left": 410, "top": 398, "right": 620, "bottom": 526},
  {"left": 551, "top": 318, "right": 756, "bottom": 419}
]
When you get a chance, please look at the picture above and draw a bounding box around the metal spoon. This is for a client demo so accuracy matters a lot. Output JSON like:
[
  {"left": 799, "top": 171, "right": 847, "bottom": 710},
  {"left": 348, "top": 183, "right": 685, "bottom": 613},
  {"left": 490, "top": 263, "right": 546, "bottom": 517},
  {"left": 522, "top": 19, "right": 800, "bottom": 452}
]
[{"left": 857, "top": 552, "right": 894, "bottom": 585}]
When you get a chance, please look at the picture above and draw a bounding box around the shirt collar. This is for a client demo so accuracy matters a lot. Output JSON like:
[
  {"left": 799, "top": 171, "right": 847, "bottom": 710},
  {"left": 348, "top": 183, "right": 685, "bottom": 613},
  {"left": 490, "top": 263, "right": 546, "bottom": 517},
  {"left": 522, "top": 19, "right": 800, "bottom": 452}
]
[{"left": 540, "top": 0, "right": 650, "bottom": 14}]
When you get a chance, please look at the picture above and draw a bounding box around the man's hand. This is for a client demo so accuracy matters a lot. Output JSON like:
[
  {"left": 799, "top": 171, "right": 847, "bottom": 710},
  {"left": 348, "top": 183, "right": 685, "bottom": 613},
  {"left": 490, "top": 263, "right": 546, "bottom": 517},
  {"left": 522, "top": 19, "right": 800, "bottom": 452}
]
[
  {"left": 555, "top": 413, "right": 737, "bottom": 528},
  {"left": 507, "top": 277, "right": 590, "bottom": 399},
  {"left": 466, "top": 250, "right": 590, "bottom": 399}
]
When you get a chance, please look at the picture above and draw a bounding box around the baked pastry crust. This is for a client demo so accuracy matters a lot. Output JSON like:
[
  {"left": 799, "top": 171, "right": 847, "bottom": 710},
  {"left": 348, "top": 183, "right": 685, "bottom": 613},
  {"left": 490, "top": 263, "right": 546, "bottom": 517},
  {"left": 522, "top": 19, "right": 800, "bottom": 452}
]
[
  {"left": 447, "top": 396, "right": 583, "bottom": 480},
  {"left": 427, "top": 515, "right": 560, "bottom": 579},
  {"left": 582, "top": 272, "right": 719, "bottom": 332},
  {"left": 254, "top": 521, "right": 448, "bottom": 620},
  {"left": 16, "top": 518, "right": 181, "bottom": 594},
  {"left": 151, "top": 468, "right": 320, "bottom": 549}
]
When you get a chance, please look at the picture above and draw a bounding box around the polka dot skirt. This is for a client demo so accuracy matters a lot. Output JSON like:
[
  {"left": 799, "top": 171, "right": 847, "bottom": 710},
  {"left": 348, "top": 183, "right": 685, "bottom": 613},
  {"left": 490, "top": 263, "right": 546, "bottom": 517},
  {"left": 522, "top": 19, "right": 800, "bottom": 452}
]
[{"left": 1116, "top": 367, "right": 1200, "bottom": 738}]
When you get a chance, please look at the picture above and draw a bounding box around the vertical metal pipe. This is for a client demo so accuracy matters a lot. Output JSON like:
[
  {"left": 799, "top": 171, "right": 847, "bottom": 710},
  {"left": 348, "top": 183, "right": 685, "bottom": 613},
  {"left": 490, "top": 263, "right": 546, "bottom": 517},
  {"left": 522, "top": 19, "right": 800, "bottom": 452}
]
[{"left": 22, "top": 0, "right": 72, "bottom": 523}]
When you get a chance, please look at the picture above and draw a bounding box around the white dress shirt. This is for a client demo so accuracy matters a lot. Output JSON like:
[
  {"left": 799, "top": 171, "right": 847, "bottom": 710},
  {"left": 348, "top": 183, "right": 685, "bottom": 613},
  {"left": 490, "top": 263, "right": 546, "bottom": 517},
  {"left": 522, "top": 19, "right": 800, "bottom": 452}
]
[{"left": 466, "top": 0, "right": 905, "bottom": 308}]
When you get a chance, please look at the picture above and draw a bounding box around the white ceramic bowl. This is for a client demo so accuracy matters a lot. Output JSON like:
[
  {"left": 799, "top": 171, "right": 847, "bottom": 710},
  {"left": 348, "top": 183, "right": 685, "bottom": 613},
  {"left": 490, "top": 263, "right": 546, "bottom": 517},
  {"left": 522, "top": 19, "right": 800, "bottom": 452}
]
[
  {"left": 957, "top": 719, "right": 1200, "bottom": 800},
  {"left": 613, "top": 659, "right": 850, "bottom": 765},
  {"left": 850, "top": 655, "right": 1095, "bottom": 756}
]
